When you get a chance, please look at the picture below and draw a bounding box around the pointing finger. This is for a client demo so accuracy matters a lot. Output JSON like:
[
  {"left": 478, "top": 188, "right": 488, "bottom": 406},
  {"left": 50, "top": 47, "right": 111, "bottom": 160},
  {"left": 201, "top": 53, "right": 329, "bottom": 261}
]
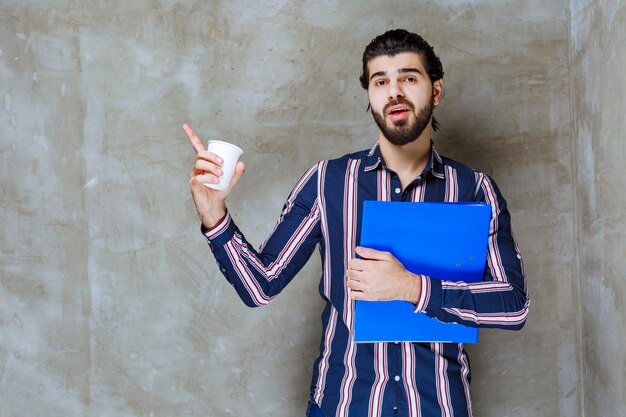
[{"left": 183, "top": 123, "right": 205, "bottom": 154}]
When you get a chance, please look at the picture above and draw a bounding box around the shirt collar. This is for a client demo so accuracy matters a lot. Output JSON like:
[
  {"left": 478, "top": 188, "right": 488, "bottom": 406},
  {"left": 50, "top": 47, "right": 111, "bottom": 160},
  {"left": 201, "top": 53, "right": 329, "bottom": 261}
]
[
  {"left": 363, "top": 142, "right": 383, "bottom": 171},
  {"left": 363, "top": 141, "right": 445, "bottom": 179}
]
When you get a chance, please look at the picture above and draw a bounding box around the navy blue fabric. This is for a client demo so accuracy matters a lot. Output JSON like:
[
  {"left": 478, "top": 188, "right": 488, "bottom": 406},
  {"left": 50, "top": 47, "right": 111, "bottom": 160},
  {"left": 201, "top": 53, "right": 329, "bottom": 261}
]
[
  {"left": 306, "top": 400, "right": 326, "bottom": 417},
  {"left": 203, "top": 143, "right": 529, "bottom": 417}
]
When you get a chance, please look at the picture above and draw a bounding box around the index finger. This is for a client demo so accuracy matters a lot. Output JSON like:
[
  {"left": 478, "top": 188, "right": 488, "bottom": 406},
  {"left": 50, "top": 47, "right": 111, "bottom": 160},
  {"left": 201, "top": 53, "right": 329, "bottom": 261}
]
[
  {"left": 183, "top": 123, "right": 205, "bottom": 154},
  {"left": 355, "top": 246, "right": 392, "bottom": 261}
]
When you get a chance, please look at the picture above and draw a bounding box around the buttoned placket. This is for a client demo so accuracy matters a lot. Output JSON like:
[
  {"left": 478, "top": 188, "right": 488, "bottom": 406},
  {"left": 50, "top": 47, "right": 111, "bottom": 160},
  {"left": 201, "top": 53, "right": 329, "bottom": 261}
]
[
  {"left": 383, "top": 168, "right": 425, "bottom": 417},
  {"left": 386, "top": 170, "right": 423, "bottom": 202}
]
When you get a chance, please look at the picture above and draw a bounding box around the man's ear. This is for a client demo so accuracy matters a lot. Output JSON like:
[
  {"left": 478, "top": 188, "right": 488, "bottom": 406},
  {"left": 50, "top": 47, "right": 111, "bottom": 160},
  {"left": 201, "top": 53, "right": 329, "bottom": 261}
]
[{"left": 432, "top": 79, "right": 444, "bottom": 107}]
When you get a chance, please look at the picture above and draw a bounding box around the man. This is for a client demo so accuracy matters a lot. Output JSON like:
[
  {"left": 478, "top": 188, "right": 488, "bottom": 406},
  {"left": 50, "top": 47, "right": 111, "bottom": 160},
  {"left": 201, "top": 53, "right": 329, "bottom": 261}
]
[{"left": 185, "top": 29, "right": 529, "bottom": 417}]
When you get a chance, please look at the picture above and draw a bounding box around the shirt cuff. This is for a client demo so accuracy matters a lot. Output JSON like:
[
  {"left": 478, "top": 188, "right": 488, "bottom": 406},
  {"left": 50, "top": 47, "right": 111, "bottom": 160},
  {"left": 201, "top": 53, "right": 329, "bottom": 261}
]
[
  {"left": 201, "top": 211, "right": 236, "bottom": 247},
  {"left": 413, "top": 275, "right": 442, "bottom": 313}
]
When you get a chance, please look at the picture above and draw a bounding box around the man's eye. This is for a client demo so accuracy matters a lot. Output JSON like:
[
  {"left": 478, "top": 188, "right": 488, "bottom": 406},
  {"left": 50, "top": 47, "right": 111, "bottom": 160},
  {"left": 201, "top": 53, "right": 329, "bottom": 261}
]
[
  {"left": 374, "top": 80, "right": 386, "bottom": 86},
  {"left": 405, "top": 76, "right": 416, "bottom": 83}
]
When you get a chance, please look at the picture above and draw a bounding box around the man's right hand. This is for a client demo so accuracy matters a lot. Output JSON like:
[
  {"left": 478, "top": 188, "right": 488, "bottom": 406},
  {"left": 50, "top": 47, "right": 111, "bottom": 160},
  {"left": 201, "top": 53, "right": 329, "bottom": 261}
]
[{"left": 184, "top": 123, "right": 245, "bottom": 229}]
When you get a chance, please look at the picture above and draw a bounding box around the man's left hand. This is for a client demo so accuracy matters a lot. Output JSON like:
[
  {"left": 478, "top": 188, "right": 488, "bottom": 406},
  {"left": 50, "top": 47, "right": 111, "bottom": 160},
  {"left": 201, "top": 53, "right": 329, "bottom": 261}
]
[{"left": 347, "top": 246, "right": 421, "bottom": 303}]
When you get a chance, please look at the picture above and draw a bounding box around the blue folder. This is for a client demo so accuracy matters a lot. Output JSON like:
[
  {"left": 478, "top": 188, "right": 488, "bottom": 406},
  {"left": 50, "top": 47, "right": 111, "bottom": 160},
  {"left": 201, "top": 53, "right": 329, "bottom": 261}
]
[{"left": 354, "top": 201, "right": 492, "bottom": 343}]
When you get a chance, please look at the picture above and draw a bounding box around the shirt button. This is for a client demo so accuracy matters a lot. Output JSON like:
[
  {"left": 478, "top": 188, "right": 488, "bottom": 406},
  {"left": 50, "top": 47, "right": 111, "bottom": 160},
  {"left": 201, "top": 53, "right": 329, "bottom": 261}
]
[
  {"left": 394, "top": 375, "right": 401, "bottom": 382},
  {"left": 394, "top": 187, "right": 401, "bottom": 194}
]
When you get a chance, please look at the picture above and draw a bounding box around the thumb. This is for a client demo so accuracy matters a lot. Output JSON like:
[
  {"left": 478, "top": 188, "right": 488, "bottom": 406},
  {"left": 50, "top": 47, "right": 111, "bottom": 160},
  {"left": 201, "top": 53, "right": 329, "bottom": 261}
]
[{"left": 228, "top": 161, "right": 246, "bottom": 190}]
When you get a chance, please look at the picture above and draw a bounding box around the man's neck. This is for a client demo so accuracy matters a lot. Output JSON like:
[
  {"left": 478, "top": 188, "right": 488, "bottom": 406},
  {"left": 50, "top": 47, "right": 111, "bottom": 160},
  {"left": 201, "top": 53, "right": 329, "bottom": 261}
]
[{"left": 378, "top": 130, "right": 432, "bottom": 190}]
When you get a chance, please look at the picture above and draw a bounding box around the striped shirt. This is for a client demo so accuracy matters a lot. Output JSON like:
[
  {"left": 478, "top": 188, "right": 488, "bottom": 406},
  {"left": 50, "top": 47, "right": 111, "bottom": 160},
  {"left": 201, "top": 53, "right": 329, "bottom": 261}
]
[{"left": 203, "top": 142, "right": 530, "bottom": 417}]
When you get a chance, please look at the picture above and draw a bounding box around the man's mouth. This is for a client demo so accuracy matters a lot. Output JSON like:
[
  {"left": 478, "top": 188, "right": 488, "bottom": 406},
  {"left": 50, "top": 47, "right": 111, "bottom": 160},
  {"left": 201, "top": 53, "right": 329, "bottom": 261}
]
[{"left": 386, "top": 105, "right": 411, "bottom": 121}]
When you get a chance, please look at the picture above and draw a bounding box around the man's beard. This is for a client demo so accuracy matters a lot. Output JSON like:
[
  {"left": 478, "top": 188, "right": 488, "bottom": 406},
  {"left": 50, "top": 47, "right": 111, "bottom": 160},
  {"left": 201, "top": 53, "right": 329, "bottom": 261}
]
[{"left": 371, "top": 96, "right": 434, "bottom": 146}]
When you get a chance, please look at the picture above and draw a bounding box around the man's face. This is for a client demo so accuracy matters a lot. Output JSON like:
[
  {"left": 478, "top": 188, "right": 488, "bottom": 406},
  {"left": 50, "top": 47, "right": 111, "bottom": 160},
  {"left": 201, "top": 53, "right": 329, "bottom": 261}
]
[{"left": 366, "top": 52, "right": 442, "bottom": 146}]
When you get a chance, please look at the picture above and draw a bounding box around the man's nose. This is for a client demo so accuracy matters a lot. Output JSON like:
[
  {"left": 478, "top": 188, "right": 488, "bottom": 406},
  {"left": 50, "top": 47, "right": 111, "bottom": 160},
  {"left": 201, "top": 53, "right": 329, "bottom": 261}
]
[{"left": 387, "top": 80, "right": 404, "bottom": 101}]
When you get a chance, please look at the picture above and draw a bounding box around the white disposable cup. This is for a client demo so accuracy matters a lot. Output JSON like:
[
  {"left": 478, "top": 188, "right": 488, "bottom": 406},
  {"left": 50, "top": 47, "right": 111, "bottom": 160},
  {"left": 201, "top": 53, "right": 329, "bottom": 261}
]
[{"left": 204, "top": 140, "right": 244, "bottom": 191}]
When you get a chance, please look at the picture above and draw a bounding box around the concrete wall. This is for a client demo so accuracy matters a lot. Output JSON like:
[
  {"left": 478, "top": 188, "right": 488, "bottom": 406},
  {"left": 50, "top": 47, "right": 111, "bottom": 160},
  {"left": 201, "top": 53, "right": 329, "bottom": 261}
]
[
  {"left": 570, "top": 1, "right": 626, "bottom": 416},
  {"left": 0, "top": 0, "right": 599, "bottom": 416}
]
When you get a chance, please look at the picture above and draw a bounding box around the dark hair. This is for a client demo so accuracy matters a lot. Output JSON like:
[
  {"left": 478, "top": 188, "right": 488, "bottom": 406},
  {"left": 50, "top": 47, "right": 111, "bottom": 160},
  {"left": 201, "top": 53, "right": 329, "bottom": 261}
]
[{"left": 360, "top": 29, "right": 444, "bottom": 131}]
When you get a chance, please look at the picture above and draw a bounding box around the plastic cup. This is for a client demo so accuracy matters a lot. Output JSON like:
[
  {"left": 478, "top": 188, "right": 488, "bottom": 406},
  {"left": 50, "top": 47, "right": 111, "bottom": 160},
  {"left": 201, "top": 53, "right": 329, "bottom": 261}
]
[{"left": 204, "top": 140, "right": 244, "bottom": 191}]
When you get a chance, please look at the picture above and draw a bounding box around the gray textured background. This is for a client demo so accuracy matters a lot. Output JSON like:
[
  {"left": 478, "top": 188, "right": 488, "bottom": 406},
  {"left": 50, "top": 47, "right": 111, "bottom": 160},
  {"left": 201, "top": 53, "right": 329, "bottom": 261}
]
[{"left": 0, "top": 0, "right": 623, "bottom": 416}]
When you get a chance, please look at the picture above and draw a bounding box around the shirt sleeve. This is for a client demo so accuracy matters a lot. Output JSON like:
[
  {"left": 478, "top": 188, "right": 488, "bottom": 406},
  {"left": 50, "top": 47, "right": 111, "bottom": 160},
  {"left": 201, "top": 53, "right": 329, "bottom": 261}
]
[
  {"left": 416, "top": 173, "right": 530, "bottom": 330},
  {"left": 201, "top": 163, "right": 322, "bottom": 307}
]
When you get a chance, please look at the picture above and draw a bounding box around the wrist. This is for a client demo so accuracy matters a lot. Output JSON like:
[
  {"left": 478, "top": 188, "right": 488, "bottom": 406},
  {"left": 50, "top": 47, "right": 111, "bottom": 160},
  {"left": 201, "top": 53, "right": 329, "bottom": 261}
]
[
  {"left": 202, "top": 206, "right": 227, "bottom": 230},
  {"left": 405, "top": 272, "right": 422, "bottom": 304}
]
